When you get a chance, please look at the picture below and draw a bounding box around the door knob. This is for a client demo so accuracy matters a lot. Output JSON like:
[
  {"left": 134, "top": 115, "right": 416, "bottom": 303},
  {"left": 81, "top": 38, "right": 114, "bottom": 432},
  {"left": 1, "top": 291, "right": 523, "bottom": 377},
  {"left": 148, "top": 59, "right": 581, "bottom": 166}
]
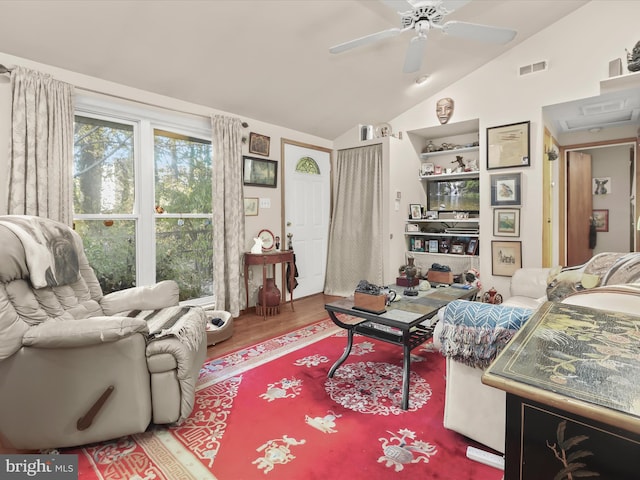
[{"left": 286, "top": 222, "right": 292, "bottom": 226}]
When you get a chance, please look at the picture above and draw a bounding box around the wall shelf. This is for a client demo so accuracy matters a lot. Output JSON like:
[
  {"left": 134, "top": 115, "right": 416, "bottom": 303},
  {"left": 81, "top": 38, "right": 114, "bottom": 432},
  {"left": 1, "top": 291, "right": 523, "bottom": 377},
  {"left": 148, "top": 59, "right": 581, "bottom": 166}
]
[
  {"left": 420, "top": 145, "right": 479, "bottom": 160},
  {"left": 418, "top": 170, "right": 479, "bottom": 181}
]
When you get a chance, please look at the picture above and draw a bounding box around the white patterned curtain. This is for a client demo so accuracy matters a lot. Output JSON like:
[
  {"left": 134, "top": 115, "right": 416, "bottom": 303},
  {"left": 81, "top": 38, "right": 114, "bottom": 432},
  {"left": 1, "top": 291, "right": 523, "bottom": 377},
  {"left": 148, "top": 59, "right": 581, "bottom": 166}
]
[
  {"left": 5, "top": 67, "right": 74, "bottom": 225},
  {"left": 324, "top": 144, "right": 384, "bottom": 296},
  {"left": 211, "top": 115, "right": 245, "bottom": 317}
]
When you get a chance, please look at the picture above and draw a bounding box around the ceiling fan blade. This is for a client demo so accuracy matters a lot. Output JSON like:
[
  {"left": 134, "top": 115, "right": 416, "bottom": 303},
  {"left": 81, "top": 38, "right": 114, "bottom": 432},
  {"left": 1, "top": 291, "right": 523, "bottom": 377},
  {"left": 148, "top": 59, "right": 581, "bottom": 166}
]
[
  {"left": 380, "top": 0, "right": 415, "bottom": 14},
  {"left": 442, "top": 21, "right": 517, "bottom": 44},
  {"left": 439, "top": 0, "right": 472, "bottom": 14},
  {"left": 329, "top": 27, "right": 405, "bottom": 54},
  {"left": 403, "top": 35, "right": 427, "bottom": 73}
]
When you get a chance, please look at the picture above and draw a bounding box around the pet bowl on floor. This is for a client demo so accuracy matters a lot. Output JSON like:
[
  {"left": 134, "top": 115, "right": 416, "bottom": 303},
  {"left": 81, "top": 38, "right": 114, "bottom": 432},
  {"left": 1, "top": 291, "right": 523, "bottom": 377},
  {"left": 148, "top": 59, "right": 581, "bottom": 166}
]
[{"left": 205, "top": 310, "right": 233, "bottom": 346}]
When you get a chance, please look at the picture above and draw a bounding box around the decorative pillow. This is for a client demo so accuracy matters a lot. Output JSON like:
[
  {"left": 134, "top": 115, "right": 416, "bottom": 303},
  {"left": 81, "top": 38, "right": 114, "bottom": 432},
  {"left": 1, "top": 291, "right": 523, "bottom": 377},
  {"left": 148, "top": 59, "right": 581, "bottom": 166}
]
[
  {"left": 546, "top": 263, "right": 599, "bottom": 302},
  {"left": 438, "top": 300, "right": 533, "bottom": 369}
]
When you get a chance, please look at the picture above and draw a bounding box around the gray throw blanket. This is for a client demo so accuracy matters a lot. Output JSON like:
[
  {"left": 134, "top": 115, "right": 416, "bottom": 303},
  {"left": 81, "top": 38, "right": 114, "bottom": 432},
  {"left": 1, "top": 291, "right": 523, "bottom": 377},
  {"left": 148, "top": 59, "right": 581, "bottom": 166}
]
[{"left": 0, "top": 216, "right": 80, "bottom": 288}]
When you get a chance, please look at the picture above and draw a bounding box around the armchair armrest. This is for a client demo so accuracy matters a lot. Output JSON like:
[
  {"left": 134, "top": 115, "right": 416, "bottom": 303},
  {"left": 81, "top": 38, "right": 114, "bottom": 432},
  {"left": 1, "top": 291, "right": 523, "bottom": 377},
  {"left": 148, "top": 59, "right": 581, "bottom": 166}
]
[
  {"left": 438, "top": 300, "right": 533, "bottom": 369},
  {"left": 100, "top": 280, "right": 180, "bottom": 315},
  {"left": 510, "top": 267, "right": 551, "bottom": 299},
  {"left": 22, "top": 317, "right": 148, "bottom": 348}
]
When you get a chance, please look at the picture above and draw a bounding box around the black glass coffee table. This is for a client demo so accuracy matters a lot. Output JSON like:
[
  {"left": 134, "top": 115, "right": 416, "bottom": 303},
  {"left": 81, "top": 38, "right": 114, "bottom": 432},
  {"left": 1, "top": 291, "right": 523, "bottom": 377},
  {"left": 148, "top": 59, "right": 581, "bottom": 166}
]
[{"left": 325, "top": 285, "right": 477, "bottom": 409}]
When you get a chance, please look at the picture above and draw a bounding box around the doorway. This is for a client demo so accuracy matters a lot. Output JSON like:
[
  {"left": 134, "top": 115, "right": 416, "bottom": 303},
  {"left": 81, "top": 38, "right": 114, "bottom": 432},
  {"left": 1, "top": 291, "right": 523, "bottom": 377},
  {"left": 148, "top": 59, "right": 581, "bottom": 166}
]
[
  {"left": 281, "top": 139, "right": 332, "bottom": 299},
  {"left": 562, "top": 141, "right": 637, "bottom": 266}
]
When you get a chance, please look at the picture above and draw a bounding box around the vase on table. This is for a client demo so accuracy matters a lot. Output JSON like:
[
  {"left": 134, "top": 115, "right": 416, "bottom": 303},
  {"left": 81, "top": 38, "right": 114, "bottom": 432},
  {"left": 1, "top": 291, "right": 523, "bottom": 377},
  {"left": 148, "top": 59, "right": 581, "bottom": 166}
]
[
  {"left": 258, "top": 278, "right": 281, "bottom": 307},
  {"left": 404, "top": 257, "right": 418, "bottom": 297}
]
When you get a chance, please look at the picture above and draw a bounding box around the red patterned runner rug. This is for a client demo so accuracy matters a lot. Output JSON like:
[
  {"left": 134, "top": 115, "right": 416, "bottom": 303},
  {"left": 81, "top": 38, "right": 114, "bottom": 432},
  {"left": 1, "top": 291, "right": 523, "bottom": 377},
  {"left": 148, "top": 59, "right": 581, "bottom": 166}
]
[{"left": 67, "top": 319, "right": 502, "bottom": 479}]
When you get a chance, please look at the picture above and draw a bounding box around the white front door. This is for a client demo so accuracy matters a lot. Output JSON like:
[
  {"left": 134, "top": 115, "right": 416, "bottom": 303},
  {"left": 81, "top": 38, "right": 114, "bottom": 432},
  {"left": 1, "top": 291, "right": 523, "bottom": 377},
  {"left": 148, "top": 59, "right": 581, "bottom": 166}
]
[{"left": 283, "top": 140, "right": 331, "bottom": 299}]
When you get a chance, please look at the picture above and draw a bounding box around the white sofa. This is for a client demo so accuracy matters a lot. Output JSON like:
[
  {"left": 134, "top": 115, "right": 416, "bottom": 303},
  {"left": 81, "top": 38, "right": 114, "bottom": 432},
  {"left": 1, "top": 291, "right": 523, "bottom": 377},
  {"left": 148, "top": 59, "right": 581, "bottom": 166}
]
[{"left": 433, "top": 256, "right": 640, "bottom": 453}]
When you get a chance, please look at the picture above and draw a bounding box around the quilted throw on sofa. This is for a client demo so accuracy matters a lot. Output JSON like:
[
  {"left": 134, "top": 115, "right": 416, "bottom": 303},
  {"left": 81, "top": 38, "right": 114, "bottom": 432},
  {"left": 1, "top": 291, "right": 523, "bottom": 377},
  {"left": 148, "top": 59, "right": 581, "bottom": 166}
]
[{"left": 438, "top": 300, "right": 533, "bottom": 369}]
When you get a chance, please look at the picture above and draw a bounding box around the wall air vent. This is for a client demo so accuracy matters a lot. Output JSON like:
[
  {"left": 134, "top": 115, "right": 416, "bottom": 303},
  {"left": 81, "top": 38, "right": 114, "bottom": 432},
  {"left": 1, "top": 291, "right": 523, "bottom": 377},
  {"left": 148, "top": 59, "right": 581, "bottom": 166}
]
[
  {"left": 519, "top": 60, "right": 548, "bottom": 76},
  {"left": 581, "top": 99, "right": 626, "bottom": 116}
]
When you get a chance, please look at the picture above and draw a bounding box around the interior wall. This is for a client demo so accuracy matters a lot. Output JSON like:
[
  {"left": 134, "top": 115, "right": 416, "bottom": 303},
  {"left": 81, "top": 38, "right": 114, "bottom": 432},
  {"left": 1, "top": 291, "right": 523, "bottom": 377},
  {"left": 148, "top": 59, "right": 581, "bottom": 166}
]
[{"left": 335, "top": 0, "right": 640, "bottom": 296}]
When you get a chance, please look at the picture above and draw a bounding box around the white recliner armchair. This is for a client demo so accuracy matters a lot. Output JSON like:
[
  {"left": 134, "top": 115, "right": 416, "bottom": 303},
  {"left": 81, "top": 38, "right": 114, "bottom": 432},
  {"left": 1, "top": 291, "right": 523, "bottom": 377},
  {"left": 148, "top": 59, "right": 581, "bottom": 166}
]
[{"left": 0, "top": 215, "right": 207, "bottom": 450}]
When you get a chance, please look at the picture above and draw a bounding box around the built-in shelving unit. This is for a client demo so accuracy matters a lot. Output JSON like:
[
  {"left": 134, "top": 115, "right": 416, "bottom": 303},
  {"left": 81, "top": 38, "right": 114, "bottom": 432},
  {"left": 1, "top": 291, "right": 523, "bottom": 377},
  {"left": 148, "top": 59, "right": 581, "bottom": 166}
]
[{"left": 405, "top": 120, "right": 481, "bottom": 274}]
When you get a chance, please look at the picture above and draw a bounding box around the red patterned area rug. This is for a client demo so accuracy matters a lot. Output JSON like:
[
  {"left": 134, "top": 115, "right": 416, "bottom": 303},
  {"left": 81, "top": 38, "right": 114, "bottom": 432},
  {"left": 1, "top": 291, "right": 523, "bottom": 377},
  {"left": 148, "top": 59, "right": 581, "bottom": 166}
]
[{"left": 68, "top": 319, "right": 503, "bottom": 479}]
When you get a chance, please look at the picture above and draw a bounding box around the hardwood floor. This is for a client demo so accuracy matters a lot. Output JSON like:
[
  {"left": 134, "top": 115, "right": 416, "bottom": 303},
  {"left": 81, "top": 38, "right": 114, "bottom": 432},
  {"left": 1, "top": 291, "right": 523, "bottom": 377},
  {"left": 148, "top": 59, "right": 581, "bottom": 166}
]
[
  {"left": 207, "top": 292, "right": 341, "bottom": 357},
  {"left": 0, "top": 293, "right": 341, "bottom": 454}
]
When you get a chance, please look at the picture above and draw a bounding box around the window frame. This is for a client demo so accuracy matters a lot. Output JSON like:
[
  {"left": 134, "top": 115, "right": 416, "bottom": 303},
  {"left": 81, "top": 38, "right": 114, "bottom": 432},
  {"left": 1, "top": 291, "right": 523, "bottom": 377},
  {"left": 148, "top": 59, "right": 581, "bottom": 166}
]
[{"left": 74, "top": 94, "right": 214, "bottom": 304}]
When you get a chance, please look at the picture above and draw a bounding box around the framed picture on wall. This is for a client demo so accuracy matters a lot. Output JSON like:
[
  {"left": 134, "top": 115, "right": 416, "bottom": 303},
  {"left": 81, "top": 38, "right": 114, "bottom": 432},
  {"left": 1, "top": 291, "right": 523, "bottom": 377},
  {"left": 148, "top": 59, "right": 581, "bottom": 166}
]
[
  {"left": 490, "top": 173, "right": 521, "bottom": 206},
  {"left": 493, "top": 208, "right": 520, "bottom": 237},
  {"left": 243, "top": 156, "right": 277, "bottom": 188},
  {"left": 592, "top": 209, "right": 609, "bottom": 232},
  {"left": 248, "top": 132, "right": 270, "bottom": 156},
  {"left": 487, "top": 121, "right": 530, "bottom": 170},
  {"left": 592, "top": 177, "right": 611, "bottom": 195},
  {"left": 492, "top": 241, "right": 522, "bottom": 277},
  {"left": 244, "top": 197, "right": 259, "bottom": 216}
]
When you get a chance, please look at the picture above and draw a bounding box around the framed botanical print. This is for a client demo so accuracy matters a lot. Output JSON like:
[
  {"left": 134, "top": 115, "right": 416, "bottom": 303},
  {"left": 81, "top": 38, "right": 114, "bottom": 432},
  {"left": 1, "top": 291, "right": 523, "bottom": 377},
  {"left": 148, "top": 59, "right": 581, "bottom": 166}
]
[
  {"left": 493, "top": 208, "right": 520, "bottom": 237},
  {"left": 490, "top": 173, "right": 521, "bottom": 206}
]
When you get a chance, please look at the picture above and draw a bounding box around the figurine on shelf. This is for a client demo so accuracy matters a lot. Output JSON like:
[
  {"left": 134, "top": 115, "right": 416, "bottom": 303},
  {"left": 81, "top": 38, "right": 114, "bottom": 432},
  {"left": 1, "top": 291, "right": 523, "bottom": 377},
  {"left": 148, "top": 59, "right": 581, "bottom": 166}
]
[
  {"left": 626, "top": 40, "right": 640, "bottom": 72},
  {"left": 287, "top": 233, "right": 293, "bottom": 250},
  {"left": 482, "top": 287, "right": 503, "bottom": 304},
  {"left": 275, "top": 236, "right": 281, "bottom": 251},
  {"left": 452, "top": 155, "right": 465, "bottom": 172}
]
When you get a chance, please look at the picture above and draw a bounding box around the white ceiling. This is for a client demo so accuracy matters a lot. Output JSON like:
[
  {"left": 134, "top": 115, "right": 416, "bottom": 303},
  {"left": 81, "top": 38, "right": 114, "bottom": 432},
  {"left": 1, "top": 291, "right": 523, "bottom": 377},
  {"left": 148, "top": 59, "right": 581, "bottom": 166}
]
[{"left": 0, "top": 0, "right": 592, "bottom": 140}]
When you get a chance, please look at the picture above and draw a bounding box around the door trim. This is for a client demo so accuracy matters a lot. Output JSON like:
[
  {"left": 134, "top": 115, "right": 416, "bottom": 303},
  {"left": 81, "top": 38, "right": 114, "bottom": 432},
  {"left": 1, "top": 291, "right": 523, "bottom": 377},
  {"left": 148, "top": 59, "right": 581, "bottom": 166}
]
[{"left": 557, "top": 137, "right": 637, "bottom": 265}]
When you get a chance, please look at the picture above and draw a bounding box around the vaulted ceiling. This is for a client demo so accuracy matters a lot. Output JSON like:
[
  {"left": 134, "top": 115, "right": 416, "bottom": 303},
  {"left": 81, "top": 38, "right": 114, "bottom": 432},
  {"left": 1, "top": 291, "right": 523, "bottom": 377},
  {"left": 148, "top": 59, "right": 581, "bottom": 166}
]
[{"left": 0, "top": 0, "right": 591, "bottom": 139}]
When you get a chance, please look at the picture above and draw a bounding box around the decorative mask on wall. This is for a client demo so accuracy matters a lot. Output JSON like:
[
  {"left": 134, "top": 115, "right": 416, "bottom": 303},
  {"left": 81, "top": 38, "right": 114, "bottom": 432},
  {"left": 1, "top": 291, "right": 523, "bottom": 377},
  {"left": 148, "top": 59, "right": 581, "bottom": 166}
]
[{"left": 436, "top": 97, "right": 454, "bottom": 124}]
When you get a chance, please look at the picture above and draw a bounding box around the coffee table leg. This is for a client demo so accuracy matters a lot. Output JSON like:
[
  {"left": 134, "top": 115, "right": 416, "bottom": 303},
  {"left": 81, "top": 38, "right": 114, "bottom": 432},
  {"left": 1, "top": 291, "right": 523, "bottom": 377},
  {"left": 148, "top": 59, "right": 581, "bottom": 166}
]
[
  {"left": 329, "top": 328, "right": 354, "bottom": 378},
  {"left": 402, "top": 343, "right": 411, "bottom": 410}
]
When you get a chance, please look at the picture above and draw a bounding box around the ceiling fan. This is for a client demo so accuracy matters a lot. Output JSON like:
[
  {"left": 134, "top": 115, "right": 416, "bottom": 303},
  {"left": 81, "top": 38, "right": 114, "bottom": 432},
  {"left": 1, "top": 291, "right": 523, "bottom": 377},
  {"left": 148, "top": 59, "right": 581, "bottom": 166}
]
[{"left": 329, "top": 0, "right": 517, "bottom": 73}]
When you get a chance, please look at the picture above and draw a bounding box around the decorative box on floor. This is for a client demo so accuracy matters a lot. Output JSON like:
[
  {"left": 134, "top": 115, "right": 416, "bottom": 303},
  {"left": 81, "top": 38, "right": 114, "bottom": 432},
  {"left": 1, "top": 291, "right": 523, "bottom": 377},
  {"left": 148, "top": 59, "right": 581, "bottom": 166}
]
[{"left": 205, "top": 310, "right": 233, "bottom": 346}]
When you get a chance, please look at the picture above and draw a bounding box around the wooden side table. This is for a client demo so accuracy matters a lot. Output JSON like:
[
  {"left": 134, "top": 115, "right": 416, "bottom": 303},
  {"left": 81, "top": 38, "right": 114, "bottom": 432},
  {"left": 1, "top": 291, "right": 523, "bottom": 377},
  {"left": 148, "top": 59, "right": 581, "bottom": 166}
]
[{"left": 244, "top": 251, "right": 295, "bottom": 320}]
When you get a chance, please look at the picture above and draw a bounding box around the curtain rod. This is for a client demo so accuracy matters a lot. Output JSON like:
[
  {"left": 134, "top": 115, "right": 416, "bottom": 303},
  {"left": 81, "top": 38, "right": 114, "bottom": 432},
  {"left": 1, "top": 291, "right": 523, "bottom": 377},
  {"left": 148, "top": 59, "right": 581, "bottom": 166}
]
[{"left": 0, "top": 63, "right": 249, "bottom": 128}]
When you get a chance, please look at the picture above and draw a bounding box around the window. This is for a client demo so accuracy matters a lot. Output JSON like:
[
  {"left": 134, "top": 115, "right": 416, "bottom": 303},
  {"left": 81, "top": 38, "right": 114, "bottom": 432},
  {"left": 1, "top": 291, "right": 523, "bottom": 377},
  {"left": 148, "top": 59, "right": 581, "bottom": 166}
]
[{"left": 73, "top": 99, "right": 213, "bottom": 302}]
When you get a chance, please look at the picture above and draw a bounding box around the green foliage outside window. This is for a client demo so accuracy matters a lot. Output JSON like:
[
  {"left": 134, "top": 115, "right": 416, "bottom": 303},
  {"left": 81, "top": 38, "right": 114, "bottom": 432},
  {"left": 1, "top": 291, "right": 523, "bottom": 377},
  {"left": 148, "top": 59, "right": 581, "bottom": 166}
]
[{"left": 73, "top": 117, "right": 214, "bottom": 301}]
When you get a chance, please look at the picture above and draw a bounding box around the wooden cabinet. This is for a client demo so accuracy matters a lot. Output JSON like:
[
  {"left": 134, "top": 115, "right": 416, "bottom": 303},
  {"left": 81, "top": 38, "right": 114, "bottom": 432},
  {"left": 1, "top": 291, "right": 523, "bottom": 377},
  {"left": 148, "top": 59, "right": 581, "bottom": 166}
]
[{"left": 483, "top": 302, "right": 640, "bottom": 480}]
